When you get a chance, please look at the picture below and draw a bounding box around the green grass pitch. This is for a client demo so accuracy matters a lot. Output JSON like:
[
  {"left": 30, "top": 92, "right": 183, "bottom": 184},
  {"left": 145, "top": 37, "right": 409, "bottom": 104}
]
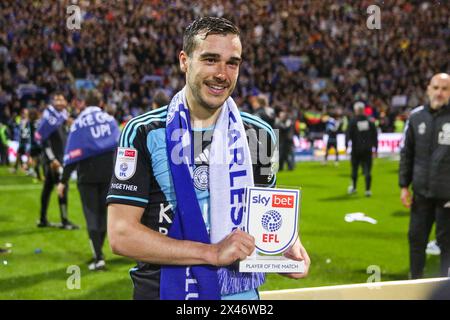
[{"left": 0, "top": 158, "right": 440, "bottom": 299}]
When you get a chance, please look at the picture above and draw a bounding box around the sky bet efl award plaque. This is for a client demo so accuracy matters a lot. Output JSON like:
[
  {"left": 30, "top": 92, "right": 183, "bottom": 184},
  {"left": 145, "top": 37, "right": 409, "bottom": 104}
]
[{"left": 239, "top": 187, "right": 305, "bottom": 273}]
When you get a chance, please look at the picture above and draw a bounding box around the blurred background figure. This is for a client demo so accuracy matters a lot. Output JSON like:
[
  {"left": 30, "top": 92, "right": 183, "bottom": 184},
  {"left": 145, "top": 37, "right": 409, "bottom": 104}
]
[
  {"left": 37, "top": 92, "right": 78, "bottom": 230},
  {"left": 151, "top": 89, "right": 170, "bottom": 110},
  {"left": 346, "top": 102, "right": 378, "bottom": 197},
  {"left": 399, "top": 73, "right": 450, "bottom": 279},
  {"left": 0, "top": 120, "right": 10, "bottom": 166},
  {"left": 58, "top": 89, "right": 119, "bottom": 271},
  {"left": 323, "top": 111, "right": 342, "bottom": 165},
  {"left": 27, "top": 107, "right": 42, "bottom": 181},
  {"left": 251, "top": 94, "right": 276, "bottom": 129},
  {"left": 12, "top": 108, "right": 29, "bottom": 174},
  {"left": 275, "top": 108, "right": 295, "bottom": 171}
]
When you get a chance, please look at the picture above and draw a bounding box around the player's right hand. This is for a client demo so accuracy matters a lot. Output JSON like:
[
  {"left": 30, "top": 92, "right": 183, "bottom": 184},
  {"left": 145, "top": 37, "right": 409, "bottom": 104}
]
[
  {"left": 400, "top": 187, "right": 412, "bottom": 208},
  {"left": 50, "top": 159, "right": 61, "bottom": 172},
  {"left": 211, "top": 229, "right": 255, "bottom": 267}
]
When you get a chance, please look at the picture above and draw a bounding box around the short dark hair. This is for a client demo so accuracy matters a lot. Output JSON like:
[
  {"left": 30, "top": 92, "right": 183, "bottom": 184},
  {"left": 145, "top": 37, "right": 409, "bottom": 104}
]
[
  {"left": 152, "top": 90, "right": 170, "bottom": 109},
  {"left": 183, "top": 17, "right": 240, "bottom": 57},
  {"left": 85, "top": 89, "right": 102, "bottom": 106},
  {"left": 51, "top": 91, "right": 65, "bottom": 99}
]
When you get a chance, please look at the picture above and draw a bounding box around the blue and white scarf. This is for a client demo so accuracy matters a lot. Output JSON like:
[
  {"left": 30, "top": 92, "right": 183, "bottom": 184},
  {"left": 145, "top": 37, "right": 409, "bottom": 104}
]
[
  {"left": 161, "top": 88, "right": 264, "bottom": 300},
  {"left": 35, "top": 105, "right": 68, "bottom": 142},
  {"left": 63, "top": 106, "right": 120, "bottom": 166}
]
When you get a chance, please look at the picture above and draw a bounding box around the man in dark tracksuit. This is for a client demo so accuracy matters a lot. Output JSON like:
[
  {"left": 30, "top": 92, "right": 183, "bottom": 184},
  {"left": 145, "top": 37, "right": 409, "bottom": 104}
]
[
  {"left": 58, "top": 90, "right": 116, "bottom": 270},
  {"left": 399, "top": 73, "right": 450, "bottom": 279},
  {"left": 276, "top": 110, "right": 295, "bottom": 171},
  {"left": 38, "top": 93, "right": 78, "bottom": 229},
  {"left": 346, "top": 102, "right": 378, "bottom": 197}
]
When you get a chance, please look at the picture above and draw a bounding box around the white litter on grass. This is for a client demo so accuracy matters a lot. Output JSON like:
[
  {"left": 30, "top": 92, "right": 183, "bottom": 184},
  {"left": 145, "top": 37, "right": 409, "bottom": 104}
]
[
  {"left": 5, "top": 243, "right": 12, "bottom": 248},
  {"left": 326, "top": 259, "right": 332, "bottom": 264},
  {"left": 3, "top": 260, "right": 7, "bottom": 265},
  {"left": 344, "top": 212, "right": 377, "bottom": 224}
]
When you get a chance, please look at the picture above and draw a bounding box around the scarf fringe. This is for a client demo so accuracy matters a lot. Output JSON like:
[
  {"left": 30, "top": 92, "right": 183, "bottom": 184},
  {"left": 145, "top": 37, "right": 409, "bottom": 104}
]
[{"left": 218, "top": 268, "right": 265, "bottom": 295}]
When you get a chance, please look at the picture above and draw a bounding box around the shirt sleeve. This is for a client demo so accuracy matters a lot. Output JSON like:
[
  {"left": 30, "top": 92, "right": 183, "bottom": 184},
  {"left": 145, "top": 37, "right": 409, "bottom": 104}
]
[
  {"left": 61, "top": 162, "right": 76, "bottom": 184},
  {"left": 399, "top": 118, "right": 415, "bottom": 188},
  {"left": 106, "top": 125, "right": 151, "bottom": 208}
]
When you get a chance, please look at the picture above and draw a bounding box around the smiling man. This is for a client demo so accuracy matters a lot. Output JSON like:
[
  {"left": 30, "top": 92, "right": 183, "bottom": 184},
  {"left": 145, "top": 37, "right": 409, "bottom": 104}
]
[{"left": 107, "top": 17, "right": 310, "bottom": 300}]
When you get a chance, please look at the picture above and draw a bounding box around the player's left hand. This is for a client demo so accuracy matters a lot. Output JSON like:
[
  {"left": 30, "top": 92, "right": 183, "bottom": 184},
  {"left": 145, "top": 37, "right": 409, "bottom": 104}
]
[
  {"left": 57, "top": 183, "right": 65, "bottom": 198},
  {"left": 280, "top": 237, "right": 310, "bottom": 279}
]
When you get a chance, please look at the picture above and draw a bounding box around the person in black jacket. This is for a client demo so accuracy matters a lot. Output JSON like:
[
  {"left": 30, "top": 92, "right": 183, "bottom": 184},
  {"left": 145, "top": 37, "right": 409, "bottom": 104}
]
[
  {"left": 13, "top": 108, "right": 29, "bottom": 173},
  {"left": 38, "top": 93, "right": 79, "bottom": 229},
  {"left": 28, "top": 107, "right": 42, "bottom": 181},
  {"left": 58, "top": 90, "right": 117, "bottom": 271},
  {"left": 275, "top": 109, "right": 295, "bottom": 171},
  {"left": 345, "top": 102, "right": 378, "bottom": 197},
  {"left": 399, "top": 73, "right": 450, "bottom": 279}
]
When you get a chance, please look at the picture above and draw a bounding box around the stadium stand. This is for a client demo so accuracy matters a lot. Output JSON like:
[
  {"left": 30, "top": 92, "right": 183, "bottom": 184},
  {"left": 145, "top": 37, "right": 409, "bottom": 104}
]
[{"left": 0, "top": 0, "right": 448, "bottom": 132}]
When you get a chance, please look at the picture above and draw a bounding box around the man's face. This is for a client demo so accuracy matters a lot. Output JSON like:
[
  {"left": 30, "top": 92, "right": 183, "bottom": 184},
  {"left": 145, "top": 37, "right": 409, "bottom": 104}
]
[
  {"left": 427, "top": 74, "right": 450, "bottom": 110},
  {"left": 180, "top": 33, "right": 242, "bottom": 110},
  {"left": 53, "top": 94, "right": 67, "bottom": 111}
]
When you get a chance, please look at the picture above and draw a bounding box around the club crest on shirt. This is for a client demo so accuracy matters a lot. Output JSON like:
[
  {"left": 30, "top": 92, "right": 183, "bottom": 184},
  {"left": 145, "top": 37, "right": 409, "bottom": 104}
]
[
  {"left": 193, "top": 165, "right": 209, "bottom": 191},
  {"left": 438, "top": 123, "right": 450, "bottom": 145},
  {"left": 114, "top": 147, "right": 138, "bottom": 181},
  {"left": 418, "top": 122, "right": 426, "bottom": 135},
  {"left": 357, "top": 120, "right": 369, "bottom": 131},
  {"left": 166, "top": 104, "right": 177, "bottom": 125}
]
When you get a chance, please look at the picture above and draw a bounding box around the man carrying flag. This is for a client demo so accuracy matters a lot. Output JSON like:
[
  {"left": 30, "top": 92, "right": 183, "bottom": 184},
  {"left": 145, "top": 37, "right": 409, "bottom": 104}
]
[
  {"left": 36, "top": 92, "right": 78, "bottom": 229},
  {"left": 58, "top": 90, "right": 119, "bottom": 270}
]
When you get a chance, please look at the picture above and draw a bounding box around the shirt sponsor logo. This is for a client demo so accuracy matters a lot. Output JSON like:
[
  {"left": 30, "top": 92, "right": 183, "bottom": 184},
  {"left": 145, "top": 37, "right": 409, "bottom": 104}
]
[
  {"left": 69, "top": 148, "right": 82, "bottom": 159},
  {"left": 111, "top": 183, "right": 138, "bottom": 192},
  {"left": 114, "top": 147, "right": 138, "bottom": 181}
]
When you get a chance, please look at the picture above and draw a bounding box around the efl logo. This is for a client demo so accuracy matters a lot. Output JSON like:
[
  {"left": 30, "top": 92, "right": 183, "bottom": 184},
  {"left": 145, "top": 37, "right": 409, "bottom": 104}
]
[
  {"left": 125, "top": 150, "right": 136, "bottom": 157},
  {"left": 272, "top": 195, "right": 294, "bottom": 208},
  {"left": 262, "top": 234, "right": 280, "bottom": 243}
]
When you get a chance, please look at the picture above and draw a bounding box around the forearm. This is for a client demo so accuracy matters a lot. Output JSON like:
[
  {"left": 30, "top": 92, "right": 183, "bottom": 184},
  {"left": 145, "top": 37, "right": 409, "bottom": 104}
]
[
  {"left": 108, "top": 205, "right": 217, "bottom": 266},
  {"left": 61, "top": 163, "right": 76, "bottom": 184},
  {"left": 43, "top": 140, "right": 56, "bottom": 162}
]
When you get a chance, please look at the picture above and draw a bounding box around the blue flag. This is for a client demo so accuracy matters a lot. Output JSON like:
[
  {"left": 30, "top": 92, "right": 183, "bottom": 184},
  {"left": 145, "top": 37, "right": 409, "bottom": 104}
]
[
  {"left": 64, "top": 106, "right": 120, "bottom": 166},
  {"left": 35, "top": 105, "right": 68, "bottom": 142}
]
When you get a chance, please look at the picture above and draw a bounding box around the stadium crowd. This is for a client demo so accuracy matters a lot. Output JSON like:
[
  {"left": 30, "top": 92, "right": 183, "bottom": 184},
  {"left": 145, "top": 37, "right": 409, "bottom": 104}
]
[
  {"left": 0, "top": 0, "right": 449, "bottom": 295},
  {"left": 0, "top": 0, "right": 449, "bottom": 138}
]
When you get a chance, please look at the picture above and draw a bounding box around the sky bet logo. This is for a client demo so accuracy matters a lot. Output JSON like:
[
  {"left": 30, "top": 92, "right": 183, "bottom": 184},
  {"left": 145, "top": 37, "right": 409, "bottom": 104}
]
[
  {"left": 119, "top": 149, "right": 136, "bottom": 158},
  {"left": 252, "top": 194, "right": 294, "bottom": 208},
  {"left": 118, "top": 149, "right": 136, "bottom": 157}
]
